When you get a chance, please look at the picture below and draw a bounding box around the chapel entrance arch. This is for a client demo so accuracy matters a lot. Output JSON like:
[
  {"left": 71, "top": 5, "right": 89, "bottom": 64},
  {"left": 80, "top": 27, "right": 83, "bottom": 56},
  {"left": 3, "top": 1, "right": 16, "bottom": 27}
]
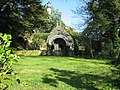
[
  {"left": 47, "top": 25, "right": 78, "bottom": 56},
  {"left": 51, "top": 38, "right": 67, "bottom": 55}
]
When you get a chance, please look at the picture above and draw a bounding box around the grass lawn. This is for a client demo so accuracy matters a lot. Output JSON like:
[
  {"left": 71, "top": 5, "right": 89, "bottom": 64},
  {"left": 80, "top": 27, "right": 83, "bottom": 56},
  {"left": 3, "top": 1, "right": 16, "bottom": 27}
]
[{"left": 9, "top": 56, "right": 117, "bottom": 90}]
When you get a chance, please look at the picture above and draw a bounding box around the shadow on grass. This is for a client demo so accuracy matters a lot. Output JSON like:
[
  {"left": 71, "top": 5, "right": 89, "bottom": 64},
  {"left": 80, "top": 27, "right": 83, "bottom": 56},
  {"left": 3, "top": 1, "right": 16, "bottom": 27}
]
[
  {"left": 112, "top": 71, "right": 120, "bottom": 89},
  {"left": 112, "top": 65, "right": 120, "bottom": 89},
  {"left": 109, "top": 59, "right": 120, "bottom": 89},
  {"left": 42, "top": 74, "right": 58, "bottom": 87},
  {"left": 42, "top": 68, "right": 113, "bottom": 90}
]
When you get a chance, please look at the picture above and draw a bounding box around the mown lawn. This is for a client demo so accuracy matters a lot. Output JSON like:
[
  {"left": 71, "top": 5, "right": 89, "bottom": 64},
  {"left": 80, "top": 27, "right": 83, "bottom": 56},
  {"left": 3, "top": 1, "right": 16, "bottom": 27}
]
[{"left": 9, "top": 56, "right": 117, "bottom": 90}]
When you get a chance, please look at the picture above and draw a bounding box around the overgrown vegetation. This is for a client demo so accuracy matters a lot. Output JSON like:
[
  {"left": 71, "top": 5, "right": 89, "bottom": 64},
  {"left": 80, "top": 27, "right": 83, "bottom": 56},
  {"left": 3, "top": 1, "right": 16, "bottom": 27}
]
[
  {"left": 32, "top": 33, "right": 49, "bottom": 49},
  {"left": 75, "top": 0, "right": 120, "bottom": 58},
  {"left": 0, "top": 33, "right": 19, "bottom": 90}
]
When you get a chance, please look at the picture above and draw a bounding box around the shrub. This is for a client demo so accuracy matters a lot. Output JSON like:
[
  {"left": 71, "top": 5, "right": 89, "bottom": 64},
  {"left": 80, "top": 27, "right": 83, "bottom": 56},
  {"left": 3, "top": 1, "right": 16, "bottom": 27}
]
[
  {"left": 0, "top": 33, "right": 19, "bottom": 90},
  {"left": 32, "top": 33, "right": 49, "bottom": 49}
]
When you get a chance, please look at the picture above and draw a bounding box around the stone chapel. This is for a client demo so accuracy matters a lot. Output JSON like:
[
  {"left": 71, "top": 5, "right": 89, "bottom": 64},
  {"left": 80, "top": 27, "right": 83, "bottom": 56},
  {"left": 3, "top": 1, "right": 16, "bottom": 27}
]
[{"left": 45, "top": 1, "right": 78, "bottom": 56}]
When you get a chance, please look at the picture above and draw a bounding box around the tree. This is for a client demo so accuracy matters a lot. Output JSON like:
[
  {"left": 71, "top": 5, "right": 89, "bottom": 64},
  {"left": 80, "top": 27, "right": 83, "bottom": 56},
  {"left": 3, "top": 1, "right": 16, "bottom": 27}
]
[
  {"left": 76, "top": 0, "right": 120, "bottom": 58},
  {"left": 0, "top": 0, "right": 50, "bottom": 48},
  {"left": 46, "top": 7, "right": 62, "bottom": 32}
]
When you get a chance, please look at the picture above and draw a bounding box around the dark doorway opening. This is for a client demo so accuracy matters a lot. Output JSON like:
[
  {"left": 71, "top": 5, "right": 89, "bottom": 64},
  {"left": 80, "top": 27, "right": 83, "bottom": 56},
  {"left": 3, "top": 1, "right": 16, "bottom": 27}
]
[{"left": 52, "top": 38, "right": 67, "bottom": 55}]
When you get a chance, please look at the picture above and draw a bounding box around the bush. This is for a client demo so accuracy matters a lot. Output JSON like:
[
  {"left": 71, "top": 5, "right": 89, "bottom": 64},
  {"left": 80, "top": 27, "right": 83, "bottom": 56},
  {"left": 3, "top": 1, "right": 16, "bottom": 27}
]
[
  {"left": 0, "top": 33, "right": 19, "bottom": 90},
  {"left": 32, "top": 33, "right": 49, "bottom": 49}
]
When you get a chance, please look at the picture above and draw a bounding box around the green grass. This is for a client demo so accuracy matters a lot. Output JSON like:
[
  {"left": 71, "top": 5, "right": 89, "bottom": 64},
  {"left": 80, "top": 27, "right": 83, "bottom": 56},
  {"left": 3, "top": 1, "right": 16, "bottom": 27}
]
[{"left": 9, "top": 56, "right": 117, "bottom": 90}]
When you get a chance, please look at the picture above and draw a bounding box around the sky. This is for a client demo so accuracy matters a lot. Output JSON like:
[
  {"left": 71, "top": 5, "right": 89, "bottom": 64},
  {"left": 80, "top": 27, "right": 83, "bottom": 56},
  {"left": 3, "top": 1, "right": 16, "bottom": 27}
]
[{"left": 42, "top": 0, "right": 85, "bottom": 32}]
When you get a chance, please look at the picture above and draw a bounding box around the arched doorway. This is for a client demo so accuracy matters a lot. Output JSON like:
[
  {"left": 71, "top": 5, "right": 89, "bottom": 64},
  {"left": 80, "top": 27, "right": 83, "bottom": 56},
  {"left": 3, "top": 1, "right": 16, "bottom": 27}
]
[{"left": 51, "top": 38, "right": 67, "bottom": 55}]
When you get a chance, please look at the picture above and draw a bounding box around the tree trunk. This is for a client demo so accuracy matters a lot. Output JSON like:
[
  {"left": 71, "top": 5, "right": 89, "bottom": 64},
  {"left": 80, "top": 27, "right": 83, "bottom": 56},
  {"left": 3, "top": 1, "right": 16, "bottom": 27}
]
[{"left": 110, "top": 30, "right": 120, "bottom": 58}]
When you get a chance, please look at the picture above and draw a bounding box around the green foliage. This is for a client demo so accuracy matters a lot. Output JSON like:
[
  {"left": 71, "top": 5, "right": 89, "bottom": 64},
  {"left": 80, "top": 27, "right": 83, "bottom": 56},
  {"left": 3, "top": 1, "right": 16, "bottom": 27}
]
[
  {"left": 45, "top": 7, "right": 63, "bottom": 33},
  {"left": 67, "top": 29, "right": 82, "bottom": 44},
  {"left": 39, "top": 33, "right": 49, "bottom": 40},
  {"left": 0, "top": 0, "right": 51, "bottom": 47},
  {"left": 51, "top": 7, "right": 62, "bottom": 24},
  {"left": 76, "top": 0, "right": 120, "bottom": 58},
  {"left": 0, "top": 33, "right": 19, "bottom": 90},
  {"left": 0, "top": 0, "right": 67, "bottom": 49},
  {"left": 32, "top": 33, "right": 49, "bottom": 49}
]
